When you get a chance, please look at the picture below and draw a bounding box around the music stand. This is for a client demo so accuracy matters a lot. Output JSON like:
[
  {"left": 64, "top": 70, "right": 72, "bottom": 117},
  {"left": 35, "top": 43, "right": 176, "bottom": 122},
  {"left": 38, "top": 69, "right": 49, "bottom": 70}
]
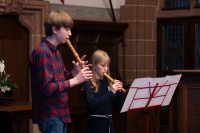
[{"left": 121, "top": 74, "right": 182, "bottom": 133}]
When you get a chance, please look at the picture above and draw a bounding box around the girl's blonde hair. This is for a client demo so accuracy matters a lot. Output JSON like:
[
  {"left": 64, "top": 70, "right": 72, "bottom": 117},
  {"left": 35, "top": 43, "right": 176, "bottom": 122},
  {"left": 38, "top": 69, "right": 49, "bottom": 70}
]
[
  {"left": 91, "top": 50, "right": 112, "bottom": 93},
  {"left": 44, "top": 10, "right": 74, "bottom": 37}
]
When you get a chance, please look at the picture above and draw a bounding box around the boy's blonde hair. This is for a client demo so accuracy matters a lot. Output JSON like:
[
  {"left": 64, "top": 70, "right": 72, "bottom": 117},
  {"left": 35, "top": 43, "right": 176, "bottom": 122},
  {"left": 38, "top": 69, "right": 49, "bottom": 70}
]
[
  {"left": 91, "top": 50, "right": 112, "bottom": 93},
  {"left": 44, "top": 10, "right": 74, "bottom": 37}
]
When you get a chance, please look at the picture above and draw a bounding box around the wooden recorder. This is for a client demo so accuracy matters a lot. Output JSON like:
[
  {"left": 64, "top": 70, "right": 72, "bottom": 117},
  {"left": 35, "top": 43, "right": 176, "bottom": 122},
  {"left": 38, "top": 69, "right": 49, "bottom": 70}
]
[
  {"left": 65, "top": 39, "right": 97, "bottom": 89},
  {"left": 104, "top": 73, "right": 126, "bottom": 93}
]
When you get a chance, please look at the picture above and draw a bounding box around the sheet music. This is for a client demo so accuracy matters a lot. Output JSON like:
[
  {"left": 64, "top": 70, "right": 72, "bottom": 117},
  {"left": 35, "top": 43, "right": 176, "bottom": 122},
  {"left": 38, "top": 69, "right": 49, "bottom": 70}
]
[{"left": 121, "top": 74, "right": 182, "bottom": 113}]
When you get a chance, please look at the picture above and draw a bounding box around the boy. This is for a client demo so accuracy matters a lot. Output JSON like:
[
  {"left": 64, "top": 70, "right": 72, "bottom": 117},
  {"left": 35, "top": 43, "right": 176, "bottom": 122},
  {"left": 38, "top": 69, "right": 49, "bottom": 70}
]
[{"left": 29, "top": 10, "right": 93, "bottom": 133}]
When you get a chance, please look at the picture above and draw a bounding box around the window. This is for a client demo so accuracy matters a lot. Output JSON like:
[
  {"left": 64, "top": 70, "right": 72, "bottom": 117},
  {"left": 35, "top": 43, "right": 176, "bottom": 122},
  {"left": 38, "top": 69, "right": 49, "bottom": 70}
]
[
  {"left": 162, "top": 24, "right": 184, "bottom": 69},
  {"left": 157, "top": 18, "right": 200, "bottom": 74},
  {"left": 195, "top": 23, "right": 200, "bottom": 68},
  {"left": 163, "top": 0, "right": 189, "bottom": 9},
  {"left": 194, "top": 0, "right": 200, "bottom": 8}
]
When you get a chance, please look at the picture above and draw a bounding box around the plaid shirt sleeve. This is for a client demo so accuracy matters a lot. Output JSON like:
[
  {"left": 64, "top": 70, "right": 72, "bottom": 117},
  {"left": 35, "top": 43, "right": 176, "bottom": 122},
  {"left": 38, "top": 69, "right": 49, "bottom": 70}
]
[
  {"left": 63, "top": 64, "right": 74, "bottom": 80},
  {"left": 32, "top": 49, "right": 71, "bottom": 96}
]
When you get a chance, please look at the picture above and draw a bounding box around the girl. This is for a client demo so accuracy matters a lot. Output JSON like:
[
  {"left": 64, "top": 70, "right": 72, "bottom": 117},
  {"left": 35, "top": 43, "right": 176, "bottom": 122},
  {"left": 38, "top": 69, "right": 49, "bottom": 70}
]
[{"left": 84, "top": 50, "right": 124, "bottom": 133}]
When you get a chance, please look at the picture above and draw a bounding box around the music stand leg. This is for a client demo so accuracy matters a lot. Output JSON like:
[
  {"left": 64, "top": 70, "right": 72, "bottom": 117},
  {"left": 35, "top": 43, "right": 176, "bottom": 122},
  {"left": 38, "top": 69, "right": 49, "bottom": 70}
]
[{"left": 152, "top": 108, "right": 157, "bottom": 133}]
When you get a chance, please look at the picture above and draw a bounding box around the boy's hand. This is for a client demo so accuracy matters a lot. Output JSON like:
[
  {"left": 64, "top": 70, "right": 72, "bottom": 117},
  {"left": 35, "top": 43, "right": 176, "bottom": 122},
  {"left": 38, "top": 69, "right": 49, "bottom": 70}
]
[
  {"left": 69, "top": 67, "right": 93, "bottom": 87},
  {"left": 71, "top": 55, "right": 92, "bottom": 77}
]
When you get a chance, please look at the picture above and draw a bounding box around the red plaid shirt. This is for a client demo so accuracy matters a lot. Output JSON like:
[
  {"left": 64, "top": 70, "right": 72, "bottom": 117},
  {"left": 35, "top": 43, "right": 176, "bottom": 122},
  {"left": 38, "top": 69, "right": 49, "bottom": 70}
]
[{"left": 29, "top": 39, "right": 72, "bottom": 123}]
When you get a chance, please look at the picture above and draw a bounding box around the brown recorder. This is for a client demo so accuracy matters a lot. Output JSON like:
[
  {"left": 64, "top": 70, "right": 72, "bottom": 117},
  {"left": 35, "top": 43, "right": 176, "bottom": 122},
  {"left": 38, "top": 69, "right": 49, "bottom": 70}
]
[
  {"left": 65, "top": 39, "right": 97, "bottom": 89},
  {"left": 104, "top": 73, "right": 127, "bottom": 93}
]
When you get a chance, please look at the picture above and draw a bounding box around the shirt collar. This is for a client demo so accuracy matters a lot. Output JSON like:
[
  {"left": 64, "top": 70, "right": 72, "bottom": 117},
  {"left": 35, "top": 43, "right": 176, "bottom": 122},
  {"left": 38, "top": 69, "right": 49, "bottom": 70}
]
[{"left": 42, "top": 38, "right": 57, "bottom": 51}]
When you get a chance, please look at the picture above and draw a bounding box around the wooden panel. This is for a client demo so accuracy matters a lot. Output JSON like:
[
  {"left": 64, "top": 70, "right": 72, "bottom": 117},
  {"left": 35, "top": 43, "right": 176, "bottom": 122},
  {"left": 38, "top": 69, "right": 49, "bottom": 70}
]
[
  {"left": 0, "top": 16, "right": 24, "bottom": 38},
  {"left": 76, "top": 30, "right": 94, "bottom": 43},
  {"left": 0, "top": 15, "right": 29, "bottom": 133},
  {"left": 0, "top": 16, "right": 28, "bottom": 101},
  {"left": 161, "top": 70, "right": 200, "bottom": 133},
  {"left": 0, "top": 39, "right": 3, "bottom": 60},
  {"left": 188, "top": 88, "right": 200, "bottom": 132},
  {"left": 6, "top": 39, "right": 28, "bottom": 100},
  {"left": 76, "top": 44, "right": 95, "bottom": 62}
]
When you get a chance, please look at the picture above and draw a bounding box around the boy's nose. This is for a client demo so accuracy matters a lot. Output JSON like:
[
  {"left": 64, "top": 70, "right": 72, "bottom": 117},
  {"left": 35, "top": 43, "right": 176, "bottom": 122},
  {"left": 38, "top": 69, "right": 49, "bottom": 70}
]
[{"left": 68, "top": 30, "right": 72, "bottom": 36}]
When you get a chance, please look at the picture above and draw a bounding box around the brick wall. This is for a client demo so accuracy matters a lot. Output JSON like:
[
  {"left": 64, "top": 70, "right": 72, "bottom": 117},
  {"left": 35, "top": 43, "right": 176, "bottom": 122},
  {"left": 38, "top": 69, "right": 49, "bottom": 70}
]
[{"left": 120, "top": 0, "right": 158, "bottom": 85}]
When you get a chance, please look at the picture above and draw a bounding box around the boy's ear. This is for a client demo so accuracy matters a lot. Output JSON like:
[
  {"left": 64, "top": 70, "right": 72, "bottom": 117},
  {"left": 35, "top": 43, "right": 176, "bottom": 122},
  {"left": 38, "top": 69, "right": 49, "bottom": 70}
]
[{"left": 52, "top": 26, "right": 57, "bottom": 34}]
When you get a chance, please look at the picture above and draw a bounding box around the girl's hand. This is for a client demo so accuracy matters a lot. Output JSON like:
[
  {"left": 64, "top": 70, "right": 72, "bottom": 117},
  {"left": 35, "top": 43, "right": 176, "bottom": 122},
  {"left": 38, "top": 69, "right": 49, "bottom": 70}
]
[{"left": 110, "top": 80, "right": 123, "bottom": 94}]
